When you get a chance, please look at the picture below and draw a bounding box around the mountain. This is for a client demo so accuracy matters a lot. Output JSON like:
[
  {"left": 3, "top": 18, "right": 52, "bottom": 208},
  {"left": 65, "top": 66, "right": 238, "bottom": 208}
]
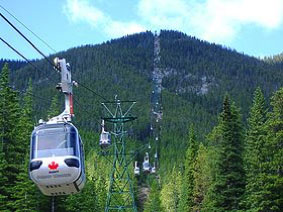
[
  {"left": 7, "top": 30, "right": 282, "bottom": 136},
  {"left": 2, "top": 30, "right": 283, "bottom": 211},
  {"left": 4, "top": 29, "right": 282, "bottom": 173}
]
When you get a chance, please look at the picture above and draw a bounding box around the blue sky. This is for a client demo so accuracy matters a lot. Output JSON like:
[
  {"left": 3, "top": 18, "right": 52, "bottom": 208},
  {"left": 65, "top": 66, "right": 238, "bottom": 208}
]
[{"left": 1, "top": 0, "right": 283, "bottom": 60}]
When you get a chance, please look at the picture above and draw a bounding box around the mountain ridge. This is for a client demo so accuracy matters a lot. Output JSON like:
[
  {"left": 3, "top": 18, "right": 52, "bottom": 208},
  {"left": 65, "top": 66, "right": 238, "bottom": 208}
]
[{"left": 3, "top": 30, "right": 283, "bottom": 138}]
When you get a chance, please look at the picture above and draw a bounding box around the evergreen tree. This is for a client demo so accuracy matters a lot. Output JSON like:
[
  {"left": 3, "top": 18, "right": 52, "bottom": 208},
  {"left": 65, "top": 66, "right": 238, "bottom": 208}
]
[
  {"left": 95, "top": 176, "right": 108, "bottom": 211},
  {"left": 193, "top": 143, "right": 212, "bottom": 212},
  {"left": 205, "top": 95, "right": 245, "bottom": 211},
  {"left": 258, "top": 88, "right": 283, "bottom": 211},
  {"left": 160, "top": 168, "right": 182, "bottom": 212},
  {"left": 144, "top": 180, "right": 163, "bottom": 212},
  {"left": 243, "top": 87, "right": 268, "bottom": 211},
  {"left": 18, "top": 79, "right": 34, "bottom": 154},
  {"left": 0, "top": 151, "right": 9, "bottom": 212},
  {"left": 0, "top": 63, "right": 22, "bottom": 210},
  {"left": 179, "top": 125, "right": 198, "bottom": 211},
  {"left": 10, "top": 155, "right": 38, "bottom": 212},
  {"left": 47, "top": 93, "right": 60, "bottom": 119}
]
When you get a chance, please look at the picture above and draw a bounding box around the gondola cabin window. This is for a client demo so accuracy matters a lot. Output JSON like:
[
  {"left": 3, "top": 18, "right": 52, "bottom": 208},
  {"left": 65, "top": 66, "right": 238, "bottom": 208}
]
[{"left": 31, "top": 126, "right": 78, "bottom": 159}]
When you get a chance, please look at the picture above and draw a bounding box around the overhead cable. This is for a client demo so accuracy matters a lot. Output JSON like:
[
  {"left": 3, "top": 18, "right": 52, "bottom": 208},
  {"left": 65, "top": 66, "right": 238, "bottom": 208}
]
[
  {"left": 0, "top": 5, "right": 57, "bottom": 53},
  {"left": 0, "top": 36, "right": 58, "bottom": 84},
  {"left": 73, "top": 96, "right": 102, "bottom": 126},
  {"left": 0, "top": 12, "right": 108, "bottom": 101},
  {"left": 76, "top": 82, "right": 108, "bottom": 101},
  {"left": 0, "top": 12, "right": 58, "bottom": 71},
  {"left": 24, "top": 91, "right": 53, "bottom": 104},
  {"left": 0, "top": 36, "right": 41, "bottom": 72}
]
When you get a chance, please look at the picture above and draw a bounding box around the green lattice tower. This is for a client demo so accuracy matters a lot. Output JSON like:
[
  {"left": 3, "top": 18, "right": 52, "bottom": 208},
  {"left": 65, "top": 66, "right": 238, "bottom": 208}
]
[{"left": 102, "top": 99, "right": 137, "bottom": 212}]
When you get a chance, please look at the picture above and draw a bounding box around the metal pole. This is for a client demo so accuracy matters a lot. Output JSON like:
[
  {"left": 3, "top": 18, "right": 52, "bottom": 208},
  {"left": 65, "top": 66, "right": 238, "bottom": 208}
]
[{"left": 51, "top": 197, "right": 55, "bottom": 212}]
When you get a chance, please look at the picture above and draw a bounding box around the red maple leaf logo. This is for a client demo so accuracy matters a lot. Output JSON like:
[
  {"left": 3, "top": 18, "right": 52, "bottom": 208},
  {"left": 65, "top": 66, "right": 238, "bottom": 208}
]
[{"left": 48, "top": 161, "right": 59, "bottom": 170}]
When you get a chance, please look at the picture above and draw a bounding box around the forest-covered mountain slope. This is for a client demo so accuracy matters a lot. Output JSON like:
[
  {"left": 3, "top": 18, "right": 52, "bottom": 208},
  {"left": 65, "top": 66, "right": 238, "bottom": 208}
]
[
  {"left": 1, "top": 30, "right": 283, "bottom": 211},
  {"left": 7, "top": 30, "right": 283, "bottom": 140},
  {"left": 4, "top": 30, "right": 283, "bottom": 170}
]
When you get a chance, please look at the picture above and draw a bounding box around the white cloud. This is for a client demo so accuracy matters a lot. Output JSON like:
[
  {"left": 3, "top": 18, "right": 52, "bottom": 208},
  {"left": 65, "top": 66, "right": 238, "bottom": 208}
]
[
  {"left": 138, "top": 0, "right": 283, "bottom": 43},
  {"left": 63, "top": 0, "right": 283, "bottom": 44},
  {"left": 63, "top": 0, "right": 146, "bottom": 38},
  {"left": 64, "top": 0, "right": 106, "bottom": 25},
  {"left": 137, "top": 0, "right": 190, "bottom": 29},
  {"left": 106, "top": 21, "right": 146, "bottom": 38}
]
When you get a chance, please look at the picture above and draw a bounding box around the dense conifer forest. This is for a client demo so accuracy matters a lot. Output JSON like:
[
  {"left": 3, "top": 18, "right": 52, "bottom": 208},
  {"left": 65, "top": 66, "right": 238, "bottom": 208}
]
[{"left": 0, "top": 30, "right": 282, "bottom": 211}]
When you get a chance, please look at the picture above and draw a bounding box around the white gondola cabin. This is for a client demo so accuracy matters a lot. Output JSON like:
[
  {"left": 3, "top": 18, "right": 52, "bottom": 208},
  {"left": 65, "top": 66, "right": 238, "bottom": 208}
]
[
  {"left": 29, "top": 123, "right": 85, "bottom": 196},
  {"left": 142, "top": 152, "right": 151, "bottom": 173},
  {"left": 134, "top": 161, "right": 140, "bottom": 176},
  {"left": 151, "top": 166, "right": 156, "bottom": 174},
  {"left": 99, "top": 120, "right": 111, "bottom": 148}
]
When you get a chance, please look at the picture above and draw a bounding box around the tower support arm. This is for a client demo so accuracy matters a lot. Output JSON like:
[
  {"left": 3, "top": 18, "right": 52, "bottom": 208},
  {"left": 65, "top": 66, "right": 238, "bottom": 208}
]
[{"left": 47, "top": 58, "right": 74, "bottom": 124}]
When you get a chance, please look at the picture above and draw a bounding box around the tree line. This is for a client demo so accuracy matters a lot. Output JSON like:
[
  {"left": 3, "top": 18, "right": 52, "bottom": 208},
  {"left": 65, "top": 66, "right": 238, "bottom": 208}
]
[{"left": 144, "top": 87, "right": 283, "bottom": 212}]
